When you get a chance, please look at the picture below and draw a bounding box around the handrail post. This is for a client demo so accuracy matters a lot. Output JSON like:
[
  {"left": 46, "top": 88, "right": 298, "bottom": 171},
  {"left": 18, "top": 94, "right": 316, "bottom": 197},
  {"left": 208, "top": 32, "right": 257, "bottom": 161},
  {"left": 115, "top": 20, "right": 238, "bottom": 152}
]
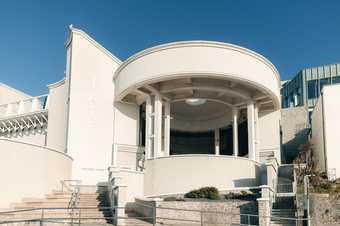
[
  {"left": 79, "top": 208, "right": 81, "bottom": 225},
  {"left": 153, "top": 205, "right": 156, "bottom": 226},
  {"left": 40, "top": 209, "right": 44, "bottom": 226},
  {"left": 200, "top": 210, "right": 203, "bottom": 226}
]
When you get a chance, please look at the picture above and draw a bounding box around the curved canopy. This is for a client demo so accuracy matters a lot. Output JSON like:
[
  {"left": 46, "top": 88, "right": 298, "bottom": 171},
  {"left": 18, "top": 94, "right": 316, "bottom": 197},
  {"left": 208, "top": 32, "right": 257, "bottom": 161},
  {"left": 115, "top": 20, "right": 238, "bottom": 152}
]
[{"left": 114, "top": 41, "right": 281, "bottom": 111}]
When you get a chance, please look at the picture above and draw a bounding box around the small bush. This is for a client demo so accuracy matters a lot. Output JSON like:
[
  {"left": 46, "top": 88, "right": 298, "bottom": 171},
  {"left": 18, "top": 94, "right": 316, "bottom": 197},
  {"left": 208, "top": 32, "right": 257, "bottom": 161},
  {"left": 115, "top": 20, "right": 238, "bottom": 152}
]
[
  {"left": 224, "top": 190, "right": 259, "bottom": 200},
  {"left": 163, "top": 196, "right": 185, "bottom": 201},
  {"left": 184, "top": 187, "right": 220, "bottom": 200}
]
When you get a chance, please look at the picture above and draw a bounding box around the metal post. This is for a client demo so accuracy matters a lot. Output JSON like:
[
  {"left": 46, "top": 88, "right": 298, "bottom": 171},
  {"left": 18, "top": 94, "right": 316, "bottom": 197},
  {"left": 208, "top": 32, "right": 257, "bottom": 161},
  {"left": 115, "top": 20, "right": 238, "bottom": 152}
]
[
  {"left": 200, "top": 210, "right": 203, "bottom": 226},
  {"left": 40, "top": 209, "right": 44, "bottom": 226},
  {"left": 247, "top": 214, "right": 250, "bottom": 226},
  {"left": 153, "top": 205, "right": 156, "bottom": 226},
  {"left": 304, "top": 175, "right": 310, "bottom": 226},
  {"left": 79, "top": 208, "right": 81, "bottom": 225}
]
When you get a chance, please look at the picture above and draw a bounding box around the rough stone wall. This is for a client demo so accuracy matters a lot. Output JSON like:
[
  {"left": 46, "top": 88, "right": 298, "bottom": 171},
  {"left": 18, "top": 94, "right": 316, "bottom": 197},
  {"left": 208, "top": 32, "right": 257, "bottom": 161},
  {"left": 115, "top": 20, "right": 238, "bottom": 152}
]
[
  {"left": 281, "top": 107, "right": 309, "bottom": 163},
  {"left": 133, "top": 199, "right": 258, "bottom": 225},
  {"left": 297, "top": 193, "right": 340, "bottom": 226}
]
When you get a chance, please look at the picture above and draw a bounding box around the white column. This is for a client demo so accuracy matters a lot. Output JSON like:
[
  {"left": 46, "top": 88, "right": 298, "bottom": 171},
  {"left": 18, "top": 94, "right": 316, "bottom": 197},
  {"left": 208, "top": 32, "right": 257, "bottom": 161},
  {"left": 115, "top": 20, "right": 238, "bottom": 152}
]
[
  {"left": 247, "top": 101, "right": 256, "bottom": 161},
  {"left": 164, "top": 101, "right": 171, "bottom": 157},
  {"left": 214, "top": 128, "right": 220, "bottom": 155},
  {"left": 254, "top": 104, "right": 259, "bottom": 162},
  {"left": 5, "top": 103, "right": 14, "bottom": 116},
  {"left": 232, "top": 108, "right": 239, "bottom": 157},
  {"left": 153, "top": 94, "right": 163, "bottom": 158},
  {"left": 145, "top": 96, "right": 153, "bottom": 159},
  {"left": 18, "top": 101, "right": 25, "bottom": 114},
  {"left": 31, "top": 97, "right": 41, "bottom": 111}
]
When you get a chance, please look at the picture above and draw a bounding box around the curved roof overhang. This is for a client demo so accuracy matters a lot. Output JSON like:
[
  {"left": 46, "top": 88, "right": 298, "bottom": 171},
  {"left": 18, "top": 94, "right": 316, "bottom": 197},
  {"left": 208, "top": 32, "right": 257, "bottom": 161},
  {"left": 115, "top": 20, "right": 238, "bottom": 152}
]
[{"left": 114, "top": 41, "right": 281, "bottom": 111}]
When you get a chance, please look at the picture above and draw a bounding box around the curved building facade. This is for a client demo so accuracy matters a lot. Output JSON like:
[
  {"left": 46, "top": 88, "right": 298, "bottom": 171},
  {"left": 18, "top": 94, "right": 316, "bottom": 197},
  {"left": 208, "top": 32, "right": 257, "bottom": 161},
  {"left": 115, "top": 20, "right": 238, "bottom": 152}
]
[{"left": 0, "top": 27, "right": 281, "bottom": 208}]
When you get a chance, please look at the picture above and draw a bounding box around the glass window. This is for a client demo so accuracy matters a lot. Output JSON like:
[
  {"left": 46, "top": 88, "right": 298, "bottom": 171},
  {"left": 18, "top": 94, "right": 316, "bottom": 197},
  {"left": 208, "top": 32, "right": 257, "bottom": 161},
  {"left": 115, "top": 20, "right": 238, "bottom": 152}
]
[
  {"left": 139, "top": 104, "right": 146, "bottom": 146},
  {"left": 320, "top": 78, "right": 330, "bottom": 92},
  {"left": 332, "top": 76, "right": 340, "bottom": 84},
  {"left": 307, "top": 80, "right": 318, "bottom": 99}
]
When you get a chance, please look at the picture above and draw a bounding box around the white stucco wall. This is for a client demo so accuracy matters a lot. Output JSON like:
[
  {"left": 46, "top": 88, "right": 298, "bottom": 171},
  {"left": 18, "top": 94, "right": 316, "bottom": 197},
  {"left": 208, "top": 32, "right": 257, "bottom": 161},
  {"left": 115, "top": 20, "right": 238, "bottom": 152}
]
[
  {"left": 118, "top": 169, "right": 144, "bottom": 202},
  {"left": 0, "top": 138, "right": 72, "bottom": 208},
  {"left": 258, "top": 110, "right": 281, "bottom": 163},
  {"left": 115, "top": 41, "right": 281, "bottom": 110},
  {"left": 144, "top": 155, "right": 261, "bottom": 197},
  {"left": 46, "top": 79, "right": 68, "bottom": 152},
  {"left": 1, "top": 129, "right": 47, "bottom": 146},
  {"left": 0, "top": 83, "right": 31, "bottom": 105},
  {"left": 65, "top": 28, "right": 121, "bottom": 184},
  {"left": 312, "top": 84, "right": 340, "bottom": 179},
  {"left": 113, "top": 102, "right": 139, "bottom": 146},
  {"left": 311, "top": 96, "right": 326, "bottom": 172}
]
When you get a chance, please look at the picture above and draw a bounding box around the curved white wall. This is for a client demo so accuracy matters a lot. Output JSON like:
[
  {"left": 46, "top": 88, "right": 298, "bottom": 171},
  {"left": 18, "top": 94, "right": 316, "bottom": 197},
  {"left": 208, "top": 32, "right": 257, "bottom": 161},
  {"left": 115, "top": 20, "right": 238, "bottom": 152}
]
[
  {"left": 46, "top": 79, "right": 68, "bottom": 152},
  {"left": 0, "top": 138, "right": 72, "bottom": 208},
  {"left": 115, "top": 41, "right": 281, "bottom": 109},
  {"left": 144, "top": 155, "right": 261, "bottom": 197}
]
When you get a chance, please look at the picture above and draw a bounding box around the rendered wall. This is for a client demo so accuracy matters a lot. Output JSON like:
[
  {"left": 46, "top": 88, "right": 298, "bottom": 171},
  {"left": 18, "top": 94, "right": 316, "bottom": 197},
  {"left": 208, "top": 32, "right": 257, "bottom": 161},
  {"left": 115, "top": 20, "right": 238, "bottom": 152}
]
[
  {"left": 144, "top": 155, "right": 261, "bottom": 197},
  {"left": 318, "top": 85, "right": 340, "bottom": 178},
  {"left": 281, "top": 106, "right": 309, "bottom": 163},
  {"left": 311, "top": 97, "right": 326, "bottom": 173},
  {"left": 66, "top": 28, "right": 121, "bottom": 184},
  {"left": 1, "top": 128, "right": 47, "bottom": 146},
  {"left": 258, "top": 110, "right": 281, "bottom": 163},
  {"left": 46, "top": 79, "right": 68, "bottom": 152},
  {"left": 0, "top": 138, "right": 72, "bottom": 208},
  {"left": 0, "top": 83, "right": 31, "bottom": 105}
]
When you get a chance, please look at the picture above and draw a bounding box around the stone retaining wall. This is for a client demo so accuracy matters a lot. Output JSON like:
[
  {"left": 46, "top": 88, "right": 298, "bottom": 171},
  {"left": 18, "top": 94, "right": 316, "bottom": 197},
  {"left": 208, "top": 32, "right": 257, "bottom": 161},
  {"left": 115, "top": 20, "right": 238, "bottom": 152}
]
[
  {"left": 297, "top": 193, "right": 340, "bottom": 226},
  {"left": 133, "top": 198, "right": 258, "bottom": 225}
]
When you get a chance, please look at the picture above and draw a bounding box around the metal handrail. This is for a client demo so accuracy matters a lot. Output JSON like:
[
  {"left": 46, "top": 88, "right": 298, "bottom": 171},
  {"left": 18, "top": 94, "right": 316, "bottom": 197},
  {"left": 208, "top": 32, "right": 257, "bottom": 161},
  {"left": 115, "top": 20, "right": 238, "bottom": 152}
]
[{"left": 0, "top": 205, "right": 311, "bottom": 226}]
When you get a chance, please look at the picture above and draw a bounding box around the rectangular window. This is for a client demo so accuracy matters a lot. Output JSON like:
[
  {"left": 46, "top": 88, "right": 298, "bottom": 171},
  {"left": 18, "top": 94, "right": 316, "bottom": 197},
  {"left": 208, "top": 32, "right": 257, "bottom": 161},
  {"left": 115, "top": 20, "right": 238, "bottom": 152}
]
[
  {"left": 332, "top": 76, "right": 340, "bottom": 84},
  {"left": 320, "top": 78, "right": 330, "bottom": 92},
  {"left": 307, "top": 80, "right": 318, "bottom": 99}
]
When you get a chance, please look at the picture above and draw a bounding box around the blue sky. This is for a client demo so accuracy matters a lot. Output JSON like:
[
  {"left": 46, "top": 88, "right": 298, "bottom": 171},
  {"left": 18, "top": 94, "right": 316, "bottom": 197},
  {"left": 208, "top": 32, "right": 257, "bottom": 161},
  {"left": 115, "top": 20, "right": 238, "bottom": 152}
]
[{"left": 1, "top": 0, "right": 340, "bottom": 96}]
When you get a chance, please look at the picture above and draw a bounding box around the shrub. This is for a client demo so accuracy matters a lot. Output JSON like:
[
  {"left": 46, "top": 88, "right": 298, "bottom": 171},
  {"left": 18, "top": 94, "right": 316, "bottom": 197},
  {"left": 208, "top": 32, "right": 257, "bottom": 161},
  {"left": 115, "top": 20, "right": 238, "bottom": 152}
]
[
  {"left": 224, "top": 190, "right": 259, "bottom": 200},
  {"left": 184, "top": 187, "right": 220, "bottom": 200},
  {"left": 163, "top": 196, "right": 185, "bottom": 201}
]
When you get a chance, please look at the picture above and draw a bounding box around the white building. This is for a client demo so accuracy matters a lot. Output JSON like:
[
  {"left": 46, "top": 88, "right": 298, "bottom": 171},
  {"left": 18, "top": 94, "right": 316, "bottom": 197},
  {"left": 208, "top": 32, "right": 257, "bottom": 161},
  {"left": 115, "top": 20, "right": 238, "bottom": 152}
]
[
  {"left": 0, "top": 27, "right": 282, "bottom": 208},
  {"left": 311, "top": 84, "right": 340, "bottom": 180}
]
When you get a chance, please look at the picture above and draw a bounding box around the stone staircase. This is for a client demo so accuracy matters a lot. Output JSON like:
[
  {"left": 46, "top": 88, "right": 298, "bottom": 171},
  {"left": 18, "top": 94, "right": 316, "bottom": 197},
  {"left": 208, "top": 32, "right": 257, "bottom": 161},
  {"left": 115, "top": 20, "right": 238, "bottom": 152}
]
[
  {"left": 0, "top": 184, "right": 153, "bottom": 226},
  {"left": 271, "top": 197, "right": 296, "bottom": 226},
  {"left": 0, "top": 185, "right": 113, "bottom": 225},
  {"left": 270, "top": 164, "right": 297, "bottom": 226}
]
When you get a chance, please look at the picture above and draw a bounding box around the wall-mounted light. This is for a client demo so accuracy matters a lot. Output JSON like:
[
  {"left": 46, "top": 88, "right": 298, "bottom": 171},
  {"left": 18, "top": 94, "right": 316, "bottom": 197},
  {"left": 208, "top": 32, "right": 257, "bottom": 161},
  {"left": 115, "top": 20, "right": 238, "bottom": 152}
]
[{"left": 185, "top": 98, "right": 207, "bottom": 106}]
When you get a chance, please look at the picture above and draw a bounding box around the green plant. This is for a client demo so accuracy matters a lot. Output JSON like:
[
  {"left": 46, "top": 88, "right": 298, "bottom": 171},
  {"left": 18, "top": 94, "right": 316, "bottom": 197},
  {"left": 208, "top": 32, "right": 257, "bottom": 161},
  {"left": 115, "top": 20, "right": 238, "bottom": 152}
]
[
  {"left": 163, "top": 196, "right": 184, "bottom": 201},
  {"left": 184, "top": 187, "right": 220, "bottom": 200}
]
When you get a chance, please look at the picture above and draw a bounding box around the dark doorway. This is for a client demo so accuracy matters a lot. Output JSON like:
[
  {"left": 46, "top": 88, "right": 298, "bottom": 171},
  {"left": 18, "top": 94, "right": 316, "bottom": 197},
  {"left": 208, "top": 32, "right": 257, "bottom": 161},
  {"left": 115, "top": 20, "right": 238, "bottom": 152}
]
[{"left": 170, "top": 130, "right": 215, "bottom": 155}]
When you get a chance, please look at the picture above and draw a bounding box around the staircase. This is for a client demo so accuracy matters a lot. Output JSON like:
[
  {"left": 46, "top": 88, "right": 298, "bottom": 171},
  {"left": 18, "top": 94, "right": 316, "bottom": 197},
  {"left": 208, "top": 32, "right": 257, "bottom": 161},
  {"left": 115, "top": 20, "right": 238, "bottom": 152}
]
[
  {"left": 271, "top": 197, "right": 296, "bottom": 226},
  {"left": 1, "top": 185, "right": 113, "bottom": 225},
  {"left": 270, "top": 164, "right": 297, "bottom": 226}
]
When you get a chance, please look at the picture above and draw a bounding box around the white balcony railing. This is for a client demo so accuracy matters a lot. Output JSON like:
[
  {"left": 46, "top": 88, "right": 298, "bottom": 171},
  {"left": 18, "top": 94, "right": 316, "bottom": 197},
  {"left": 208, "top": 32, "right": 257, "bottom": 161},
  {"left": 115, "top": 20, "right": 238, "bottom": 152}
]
[{"left": 0, "top": 94, "right": 48, "bottom": 119}]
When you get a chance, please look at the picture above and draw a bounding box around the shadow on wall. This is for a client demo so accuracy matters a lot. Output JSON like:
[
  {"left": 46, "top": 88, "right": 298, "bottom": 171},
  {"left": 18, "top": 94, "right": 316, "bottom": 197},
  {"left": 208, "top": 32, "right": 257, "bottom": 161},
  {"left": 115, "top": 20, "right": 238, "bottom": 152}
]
[
  {"left": 233, "top": 178, "right": 257, "bottom": 187},
  {"left": 282, "top": 128, "right": 309, "bottom": 163}
]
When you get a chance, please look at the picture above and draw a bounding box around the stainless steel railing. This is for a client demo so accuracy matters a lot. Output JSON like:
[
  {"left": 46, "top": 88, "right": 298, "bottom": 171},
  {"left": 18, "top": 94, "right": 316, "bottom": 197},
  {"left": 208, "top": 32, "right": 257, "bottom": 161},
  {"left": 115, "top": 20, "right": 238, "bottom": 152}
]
[{"left": 0, "top": 204, "right": 311, "bottom": 226}]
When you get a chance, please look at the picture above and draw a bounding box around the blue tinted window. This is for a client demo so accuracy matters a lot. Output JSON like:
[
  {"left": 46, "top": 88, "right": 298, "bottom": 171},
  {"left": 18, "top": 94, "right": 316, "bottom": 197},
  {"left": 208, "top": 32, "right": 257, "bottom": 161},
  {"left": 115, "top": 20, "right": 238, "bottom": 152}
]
[
  {"left": 332, "top": 76, "right": 340, "bottom": 84},
  {"left": 308, "top": 80, "right": 318, "bottom": 99},
  {"left": 320, "top": 78, "right": 330, "bottom": 92}
]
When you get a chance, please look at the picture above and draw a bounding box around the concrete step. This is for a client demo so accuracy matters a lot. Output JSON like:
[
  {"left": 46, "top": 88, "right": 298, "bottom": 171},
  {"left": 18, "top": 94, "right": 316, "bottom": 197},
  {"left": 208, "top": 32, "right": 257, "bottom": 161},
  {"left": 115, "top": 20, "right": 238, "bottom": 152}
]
[
  {"left": 45, "top": 194, "right": 98, "bottom": 199},
  {"left": 12, "top": 203, "right": 100, "bottom": 209}
]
